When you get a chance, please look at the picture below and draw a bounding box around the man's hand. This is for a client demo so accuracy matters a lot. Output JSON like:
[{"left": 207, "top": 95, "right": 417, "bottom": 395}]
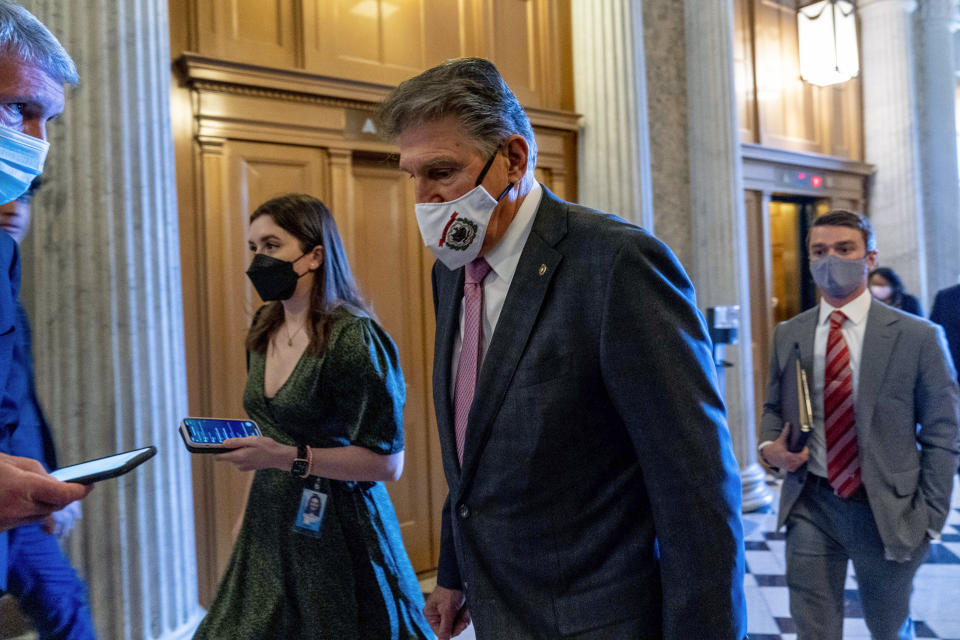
[
  {"left": 0, "top": 453, "right": 92, "bottom": 532},
  {"left": 43, "top": 500, "right": 82, "bottom": 539},
  {"left": 760, "top": 422, "right": 809, "bottom": 472},
  {"left": 424, "top": 585, "right": 470, "bottom": 640}
]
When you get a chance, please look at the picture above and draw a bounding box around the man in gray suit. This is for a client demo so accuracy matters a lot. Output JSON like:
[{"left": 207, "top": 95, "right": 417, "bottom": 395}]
[
  {"left": 378, "top": 58, "right": 746, "bottom": 639},
  {"left": 759, "top": 210, "right": 959, "bottom": 640}
]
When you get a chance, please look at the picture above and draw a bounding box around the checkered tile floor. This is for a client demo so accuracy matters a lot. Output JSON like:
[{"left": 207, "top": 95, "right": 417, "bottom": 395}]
[
  {"left": 419, "top": 476, "right": 960, "bottom": 640},
  {"left": 744, "top": 475, "right": 960, "bottom": 640}
]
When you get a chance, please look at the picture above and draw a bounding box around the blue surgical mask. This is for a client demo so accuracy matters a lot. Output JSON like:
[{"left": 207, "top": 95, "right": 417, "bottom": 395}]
[
  {"left": 0, "top": 125, "right": 48, "bottom": 204},
  {"left": 810, "top": 254, "right": 868, "bottom": 300}
]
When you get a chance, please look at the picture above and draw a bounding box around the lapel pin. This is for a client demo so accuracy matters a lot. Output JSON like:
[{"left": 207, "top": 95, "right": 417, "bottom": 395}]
[{"left": 538, "top": 264, "right": 547, "bottom": 276}]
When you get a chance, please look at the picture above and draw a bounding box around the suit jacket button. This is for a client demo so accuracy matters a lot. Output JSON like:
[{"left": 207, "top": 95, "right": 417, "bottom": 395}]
[{"left": 458, "top": 504, "right": 470, "bottom": 519}]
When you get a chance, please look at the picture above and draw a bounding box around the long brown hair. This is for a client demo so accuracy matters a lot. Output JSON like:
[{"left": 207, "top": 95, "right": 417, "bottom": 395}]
[{"left": 245, "top": 194, "right": 368, "bottom": 356}]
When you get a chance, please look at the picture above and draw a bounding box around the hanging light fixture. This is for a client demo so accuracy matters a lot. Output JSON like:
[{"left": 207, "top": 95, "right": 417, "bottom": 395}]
[{"left": 797, "top": 0, "right": 860, "bottom": 87}]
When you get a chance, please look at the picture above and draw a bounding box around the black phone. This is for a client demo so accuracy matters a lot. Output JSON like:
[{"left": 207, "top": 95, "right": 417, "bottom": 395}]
[
  {"left": 179, "top": 417, "right": 262, "bottom": 453},
  {"left": 50, "top": 446, "right": 157, "bottom": 485}
]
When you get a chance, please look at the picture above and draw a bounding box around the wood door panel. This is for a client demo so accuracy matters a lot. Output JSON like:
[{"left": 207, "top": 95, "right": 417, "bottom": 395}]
[
  {"left": 196, "top": 0, "right": 298, "bottom": 68},
  {"left": 347, "top": 158, "right": 435, "bottom": 571},
  {"left": 192, "top": 141, "right": 327, "bottom": 604},
  {"left": 302, "top": 0, "right": 473, "bottom": 85}
]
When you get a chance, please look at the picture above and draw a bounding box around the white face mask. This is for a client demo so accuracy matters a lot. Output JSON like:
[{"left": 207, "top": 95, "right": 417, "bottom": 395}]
[
  {"left": 869, "top": 284, "right": 892, "bottom": 301},
  {"left": 414, "top": 150, "right": 513, "bottom": 271},
  {"left": 0, "top": 125, "right": 48, "bottom": 204}
]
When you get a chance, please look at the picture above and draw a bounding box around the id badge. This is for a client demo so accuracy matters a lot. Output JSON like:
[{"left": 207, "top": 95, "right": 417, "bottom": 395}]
[{"left": 292, "top": 478, "right": 328, "bottom": 539}]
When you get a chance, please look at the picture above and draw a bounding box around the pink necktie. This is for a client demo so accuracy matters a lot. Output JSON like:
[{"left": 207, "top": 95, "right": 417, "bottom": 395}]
[
  {"left": 824, "top": 310, "right": 861, "bottom": 498},
  {"left": 454, "top": 257, "right": 492, "bottom": 464}
]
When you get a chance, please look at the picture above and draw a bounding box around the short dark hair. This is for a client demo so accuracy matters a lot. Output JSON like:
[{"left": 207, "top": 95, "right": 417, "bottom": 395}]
[
  {"left": 808, "top": 209, "right": 876, "bottom": 252},
  {"left": 376, "top": 57, "right": 538, "bottom": 172},
  {"left": 868, "top": 266, "right": 906, "bottom": 305}
]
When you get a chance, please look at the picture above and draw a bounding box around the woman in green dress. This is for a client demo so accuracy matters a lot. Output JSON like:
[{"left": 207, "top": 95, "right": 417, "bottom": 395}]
[{"left": 194, "top": 194, "right": 433, "bottom": 639}]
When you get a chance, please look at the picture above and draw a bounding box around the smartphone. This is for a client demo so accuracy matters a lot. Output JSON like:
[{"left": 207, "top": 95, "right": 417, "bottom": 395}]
[
  {"left": 50, "top": 446, "right": 157, "bottom": 485},
  {"left": 179, "top": 417, "right": 261, "bottom": 453}
]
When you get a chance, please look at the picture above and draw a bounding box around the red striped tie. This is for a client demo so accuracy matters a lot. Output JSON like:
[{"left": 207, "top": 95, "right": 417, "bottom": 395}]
[{"left": 824, "top": 310, "right": 861, "bottom": 498}]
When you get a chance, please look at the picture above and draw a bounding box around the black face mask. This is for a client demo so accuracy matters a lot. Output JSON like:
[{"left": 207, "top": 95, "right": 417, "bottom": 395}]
[{"left": 246, "top": 252, "right": 308, "bottom": 301}]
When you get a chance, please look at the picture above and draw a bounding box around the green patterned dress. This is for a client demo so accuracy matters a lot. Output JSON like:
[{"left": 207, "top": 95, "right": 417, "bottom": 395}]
[{"left": 194, "top": 308, "right": 432, "bottom": 639}]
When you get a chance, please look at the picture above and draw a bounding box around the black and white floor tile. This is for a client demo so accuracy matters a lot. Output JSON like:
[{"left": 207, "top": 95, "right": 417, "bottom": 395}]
[
  {"left": 743, "top": 475, "right": 960, "bottom": 640},
  {"left": 419, "top": 476, "right": 960, "bottom": 640}
]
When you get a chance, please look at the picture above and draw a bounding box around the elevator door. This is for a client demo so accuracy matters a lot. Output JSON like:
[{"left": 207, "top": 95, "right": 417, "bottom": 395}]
[{"left": 769, "top": 197, "right": 825, "bottom": 323}]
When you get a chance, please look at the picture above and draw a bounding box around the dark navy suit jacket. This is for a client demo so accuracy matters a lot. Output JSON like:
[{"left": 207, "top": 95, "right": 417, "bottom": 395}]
[
  {"left": 931, "top": 283, "right": 960, "bottom": 384},
  {"left": 432, "top": 187, "right": 746, "bottom": 639},
  {"left": 8, "top": 303, "right": 57, "bottom": 471},
  {"left": 0, "top": 232, "right": 21, "bottom": 590}
]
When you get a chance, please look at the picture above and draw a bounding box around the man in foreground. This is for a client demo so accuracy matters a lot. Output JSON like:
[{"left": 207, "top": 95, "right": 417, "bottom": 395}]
[
  {"left": 0, "top": 0, "right": 90, "bottom": 583},
  {"left": 378, "top": 57, "right": 746, "bottom": 639}
]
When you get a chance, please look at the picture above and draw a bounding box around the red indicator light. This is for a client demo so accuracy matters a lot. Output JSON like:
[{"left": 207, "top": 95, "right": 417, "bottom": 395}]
[
  {"left": 811, "top": 176, "right": 823, "bottom": 188},
  {"left": 798, "top": 172, "right": 807, "bottom": 179}
]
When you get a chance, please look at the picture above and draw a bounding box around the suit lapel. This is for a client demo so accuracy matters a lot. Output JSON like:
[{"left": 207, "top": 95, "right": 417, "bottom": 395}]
[
  {"left": 433, "top": 265, "right": 466, "bottom": 487},
  {"left": 855, "top": 302, "right": 900, "bottom": 435},
  {"left": 795, "top": 307, "right": 818, "bottom": 374},
  {"left": 457, "top": 189, "right": 567, "bottom": 495}
]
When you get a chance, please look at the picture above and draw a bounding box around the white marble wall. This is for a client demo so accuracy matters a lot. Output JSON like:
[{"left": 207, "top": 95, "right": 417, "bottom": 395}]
[
  {"left": 571, "top": 0, "right": 654, "bottom": 229},
  {"left": 916, "top": 0, "right": 960, "bottom": 299},
  {"left": 17, "top": 1, "right": 201, "bottom": 638},
  {"left": 683, "top": 0, "right": 770, "bottom": 511},
  {"left": 643, "top": 0, "right": 693, "bottom": 270},
  {"left": 860, "top": 0, "right": 928, "bottom": 301}
]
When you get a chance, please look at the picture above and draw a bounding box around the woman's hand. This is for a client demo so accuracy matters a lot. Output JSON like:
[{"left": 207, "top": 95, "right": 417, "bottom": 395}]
[{"left": 216, "top": 436, "right": 295, "bottom": 472}]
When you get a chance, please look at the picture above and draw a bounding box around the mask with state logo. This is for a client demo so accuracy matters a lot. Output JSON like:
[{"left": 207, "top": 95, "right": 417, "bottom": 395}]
[{"left": 414, "top": 150, "right": 513, "bottom": 271}]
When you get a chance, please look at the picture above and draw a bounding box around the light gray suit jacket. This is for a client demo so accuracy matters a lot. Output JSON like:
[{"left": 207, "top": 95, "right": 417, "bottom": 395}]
[{"left": 760, "top": 300, "right": 960, "bottom": 561}]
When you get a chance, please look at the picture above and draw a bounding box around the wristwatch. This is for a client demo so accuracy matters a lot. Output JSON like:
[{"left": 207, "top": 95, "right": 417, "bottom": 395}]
[{"left": 291, "top": 444, "right": 310, "bottom": 478}]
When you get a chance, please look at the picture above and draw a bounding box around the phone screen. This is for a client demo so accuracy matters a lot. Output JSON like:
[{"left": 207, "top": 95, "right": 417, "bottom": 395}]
[
  {"left": 184, "top": 418, "right": 259, "bottom": 444},
  {"left": 50, "top": 447, "right": 155, "bottom": 483}
]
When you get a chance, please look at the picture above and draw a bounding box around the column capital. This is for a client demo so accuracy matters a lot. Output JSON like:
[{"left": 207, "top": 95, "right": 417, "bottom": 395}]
[
  {"left": 858, "top": 0, "right": 918, "bottom": 13},
  {"left": 916, "top": 0, "right": 959, "bottom": 22}
]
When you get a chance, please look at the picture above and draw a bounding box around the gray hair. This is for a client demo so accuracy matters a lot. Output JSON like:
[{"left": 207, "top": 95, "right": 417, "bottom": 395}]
[
  {"left": 377, "top": 57, "right": 538, "bottom": 172},
  {"left": 0, "top": 1, "right": 77, "bottom": 86}
]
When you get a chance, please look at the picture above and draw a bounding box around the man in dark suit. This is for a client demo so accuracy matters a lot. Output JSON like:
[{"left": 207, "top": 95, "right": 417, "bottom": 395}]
[
  {"left": 1, "top": 188, "right": 96, "bottom": 637},
  {"left": 759, "top": 210, "right": 959, "bottom": 639},
  {"left": 378, "top": 58, "right": 746, "bottom": 639},
  {"left": 0, "top": 0, "right": 90, "bottom": 576},
  {"left": 931, "top": 283, "right": 960, "bottom": 384}
]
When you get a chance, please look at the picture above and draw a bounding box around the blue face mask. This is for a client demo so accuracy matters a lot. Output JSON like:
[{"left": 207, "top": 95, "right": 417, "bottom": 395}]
[
  {"left": 810, "top": 254, "right": 868, "bottom": 299},
  {"left": 0, "top": 125, "right": 48, "bottom": 204}
]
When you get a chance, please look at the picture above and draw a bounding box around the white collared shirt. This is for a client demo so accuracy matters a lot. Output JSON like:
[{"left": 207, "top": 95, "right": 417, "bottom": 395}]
[
  {"left": 450, "top": 182, "right": 543, "bottom": 394},
  {"left": 806, "top": 288, "right": 872, "bottom": 477}
]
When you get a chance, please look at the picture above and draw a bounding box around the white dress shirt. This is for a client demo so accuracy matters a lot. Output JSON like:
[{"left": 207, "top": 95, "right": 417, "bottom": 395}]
[
  {"left": 450, "top": 182, "right": 543, "bottom": 395},
  {"left": 805, "top": 289, "right": 872, "bottom": 477}
]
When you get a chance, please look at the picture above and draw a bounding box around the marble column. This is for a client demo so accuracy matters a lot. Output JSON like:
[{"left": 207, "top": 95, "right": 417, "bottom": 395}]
[
  {"left": 18, "top": 1, "right": 202, "bottom": 638},
  {"left": 571, "top": 0, "right": 654, "bottom": 229},
  {"left": 860, "top": 0, "right": 927, "bottom": 301},
  {"left": 642, "top": 0, "right": 692, "bottom": 269},
  {"left": 684, "top": 0, "right": 771, "bottom": 511},
  {"left": 916, "top": 0, "right": 960, "bottom": 297}
]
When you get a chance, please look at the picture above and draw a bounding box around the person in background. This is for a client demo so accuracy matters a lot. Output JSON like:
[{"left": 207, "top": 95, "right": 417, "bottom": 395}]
[
  {"left": 868, "top": 266, "right": 922, "bottom": 316},
  {"left": 194, "top": 194, "right": 431, "bottom": 640},
  {"left": 0, "top": 0, "right": 90, "bottom": 579},
  {"left": 930, "top": 279, "right": 960, "bottom": 476},
  {"left": 0, "top": 180, "right": 96, "bottom": 639},
  {"left": 760, "top": 210, "right": 958, "bottom": 639},
  {"left": 931, "top": 280, "right": 960, "bottom": 385}
]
